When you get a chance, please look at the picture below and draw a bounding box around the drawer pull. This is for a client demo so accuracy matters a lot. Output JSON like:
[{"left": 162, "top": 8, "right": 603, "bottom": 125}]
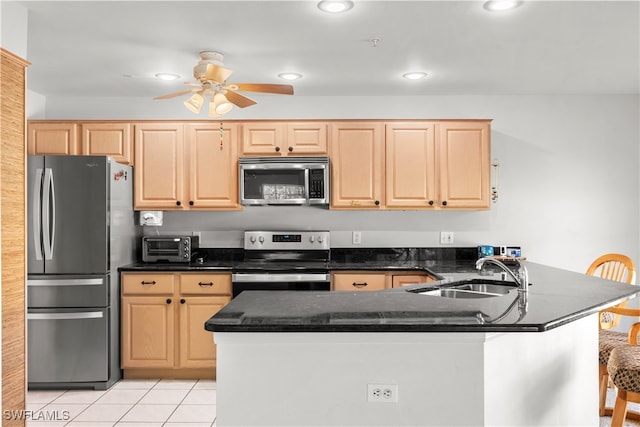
[
  {"left": 141, "top": 280, "right": 156, "bottom": 285},
  {"left": 352, "top": 282, "right": 368, "bottom": 288},
  {"left": 198, "top": 282, "right": 214, "bottom": 287}
]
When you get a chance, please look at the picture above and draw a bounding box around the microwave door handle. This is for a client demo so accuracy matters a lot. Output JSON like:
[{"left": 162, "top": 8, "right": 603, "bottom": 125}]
[
  {"left": 32, "top": 168, "right": 44, "bottom": 261},
  {"left": 304, "top": 169, "right": 310, "bottom": 201}
]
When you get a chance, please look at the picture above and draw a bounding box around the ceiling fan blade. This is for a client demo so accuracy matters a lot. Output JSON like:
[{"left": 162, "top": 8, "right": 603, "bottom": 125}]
[
  {"left": 225, "top": 89, "right": 257, "bottom": 108},
  {"left": 233, "top": 83, "right": 294, "bottom": 95},
  {"left": 204, "top": 64, "right": 233, "bottom": 83},
  {"left": 153, "top": 88, "right": 196, "bottom": 100}
]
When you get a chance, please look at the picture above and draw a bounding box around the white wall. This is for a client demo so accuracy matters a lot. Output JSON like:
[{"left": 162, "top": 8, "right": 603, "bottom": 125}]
[{"left": 38, "top": 93, "right": 640, "bottom": 274}]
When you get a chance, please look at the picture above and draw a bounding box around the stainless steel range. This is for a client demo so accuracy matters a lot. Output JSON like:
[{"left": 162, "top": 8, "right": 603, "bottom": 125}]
[{"left": 232, "top": 231, "right": 331, "bottom": 298}]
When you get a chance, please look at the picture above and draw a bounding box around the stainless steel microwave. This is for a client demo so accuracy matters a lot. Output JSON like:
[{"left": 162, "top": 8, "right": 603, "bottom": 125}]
[
  {"left": 239, "top": 156, "right": 330, "bottom": 206},
  {"left": 142, "top": 235, "right": 199, "bottom": 263}
]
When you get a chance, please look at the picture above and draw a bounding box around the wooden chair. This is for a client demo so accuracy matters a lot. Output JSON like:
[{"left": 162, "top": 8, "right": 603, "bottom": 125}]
[
  {"left": 607, "top": 323, "right": 640, "bottom": 426},
  {"left": 587, "top": 254, "right": 637, "bottom": 417}
]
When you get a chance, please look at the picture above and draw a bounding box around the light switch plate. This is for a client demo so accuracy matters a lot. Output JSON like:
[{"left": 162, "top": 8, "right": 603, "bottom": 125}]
[{"left": 440, "top": 231, "right": 454, "bottom": 244}]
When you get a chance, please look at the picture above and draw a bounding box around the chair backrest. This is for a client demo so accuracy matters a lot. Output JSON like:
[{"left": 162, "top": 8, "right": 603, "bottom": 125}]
[{"left": 587, "top": 253, "right": 637, "bottom": 329}]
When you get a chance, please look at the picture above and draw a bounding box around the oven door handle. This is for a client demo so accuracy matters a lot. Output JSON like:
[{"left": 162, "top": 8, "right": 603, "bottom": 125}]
[{"left": 232, "top": 273, "right": 330, "bottom": 283}]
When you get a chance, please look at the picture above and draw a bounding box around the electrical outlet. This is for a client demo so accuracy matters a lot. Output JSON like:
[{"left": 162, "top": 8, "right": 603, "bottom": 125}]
[
  {"left": 440, "top": 231, "right": 454, "bottom": 244},
  {"left": 352, "top": 231, "right": 362, "bottom": 245},
  {"left": 367, "top": 384, "right": 398, "bottom": 403}
]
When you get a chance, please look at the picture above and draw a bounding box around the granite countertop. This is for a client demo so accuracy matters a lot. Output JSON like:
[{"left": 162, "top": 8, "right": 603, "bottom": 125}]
[{"left": 204, "top": 261, "right": 640, "bottom": 333}]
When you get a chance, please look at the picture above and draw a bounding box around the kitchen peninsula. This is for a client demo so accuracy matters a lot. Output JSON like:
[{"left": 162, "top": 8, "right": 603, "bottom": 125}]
[{"left": 205, "top": 261, "right": 640, "bottom": 426}]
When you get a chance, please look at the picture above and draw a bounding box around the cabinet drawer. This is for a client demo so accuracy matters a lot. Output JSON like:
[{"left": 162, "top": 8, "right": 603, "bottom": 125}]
[
  {"left": 180, "top": 273, "right": 232, "bottom": 295},
  {"left": 122, "top": 273, "right": 175, "bottom": 295},
  {"left": 332, "top": 273, "right": 387, "bottom": 291},
  {"left": 392, "top": 274, "right": 436, "bottom": 288}
]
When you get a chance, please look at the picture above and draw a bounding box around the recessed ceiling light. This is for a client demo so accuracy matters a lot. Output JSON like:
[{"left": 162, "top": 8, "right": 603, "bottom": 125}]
[
  {"left": 403, "top": 72, "right": 427, "bottom": 80},
  {"left": 278, "top": 72, "right": 303, "bottom": 81},
  {"left": 317, "top": 1, "right": 354, "bottom": 13},
  {"left": 155, "top": 73, "right": 181, "bottom": 81},
  {"left": 483, "top": 1, "right": 522, "bottom": 12}
]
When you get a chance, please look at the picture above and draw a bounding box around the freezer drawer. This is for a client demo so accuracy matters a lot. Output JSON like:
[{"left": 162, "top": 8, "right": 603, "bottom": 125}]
[
  {"left": 28, "top": 307, "right": 109, "bottom": 384},
  {"left": 27, "top": 274, "right": 109, "bottom": 308}
]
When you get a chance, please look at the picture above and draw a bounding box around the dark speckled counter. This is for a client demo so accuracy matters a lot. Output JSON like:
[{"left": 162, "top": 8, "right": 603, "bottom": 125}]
[
  {"left": 117, "top": 247, "right": 640, "bottom": 334},
  {"left": 205, "top": 261, "right": 640, "bottom": 333}
]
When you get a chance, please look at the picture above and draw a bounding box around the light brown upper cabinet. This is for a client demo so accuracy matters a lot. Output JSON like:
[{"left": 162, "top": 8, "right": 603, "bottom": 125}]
[
  {"left": 241, "top": 122, "right": 327, "bottom": 156},
  {"left": 28, "top": 122, "right": 80, "bottom": 155},
  {"left": 134, "top": 123, "right": 240, "bottom": 210},
  {"left": 329, "top": 123, "right": 385, "bottom": 209},
  {"left": 331, "top": 120, "right": 491, "bottom": 210},
  {"left": 385, "top": 122, "right": 437, "bottom": 209},
  {"left": 437, "top": 121, "right": 491, "bottom": 209},
  {"left": 82, "top": 122, "right": 133, "bottom": 165},
  {"left": 28, "top": 122, "right": 133, "bottom": 164}
]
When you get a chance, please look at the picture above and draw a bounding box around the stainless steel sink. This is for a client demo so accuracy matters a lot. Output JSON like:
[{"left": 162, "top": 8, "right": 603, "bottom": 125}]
[{"left": 411, "top": 279, "right": 516, "bottom": 299}]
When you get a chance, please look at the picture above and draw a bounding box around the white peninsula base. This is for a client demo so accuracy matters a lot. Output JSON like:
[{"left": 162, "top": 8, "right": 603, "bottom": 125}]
[{"left": 214, "top": 314, "right": 598, "bottom": 426}]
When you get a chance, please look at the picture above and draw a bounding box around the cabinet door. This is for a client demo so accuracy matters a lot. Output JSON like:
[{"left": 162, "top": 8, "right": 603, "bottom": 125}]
[
  {"left": 287, "top": 122, "right": 327, "bottom": 155},
  {"left": 82, "top": 122, "right": 133, "bottom": 165},
  {"left": 386, "top": 123, "right": 436, "bottom": 209},
  {"left": 329, "top": 123, "right": 384, "bottom": 209},
  {"left": 438, "top": 121, "right": 491, "bottom": 209},
  {"left": 241, "top": 123, "right": 286, "bottom": 155},
  {"left": 134, "top": 123, "right": 184, "bottom": 209},
  {"left": 332, "top": 272, "right": 388, "bottom": 291},
  {"left": 27, "top": 123, "right": 79, "bottom": 155},
  {"left": 178, "top": 296, "right": 230, "bottom": 368},
  {"left": 391, "top": 274, "right": 436, "bottom": 288},
  {"left": 121, "top": 296, "right": 175, "bottom": 368},
  {"left": 186, "top": 124, "right": 239, "bottom": 209}
]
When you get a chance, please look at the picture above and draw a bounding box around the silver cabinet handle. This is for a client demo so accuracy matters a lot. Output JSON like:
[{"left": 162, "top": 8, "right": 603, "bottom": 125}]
[{"left": 27, "top": 311, "right": 104, "bottom": 320}]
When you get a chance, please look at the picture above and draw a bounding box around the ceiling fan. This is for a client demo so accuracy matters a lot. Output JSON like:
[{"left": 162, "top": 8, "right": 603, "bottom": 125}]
[{"left": 153, "top": 51, "right": 294, "bottom": 116}]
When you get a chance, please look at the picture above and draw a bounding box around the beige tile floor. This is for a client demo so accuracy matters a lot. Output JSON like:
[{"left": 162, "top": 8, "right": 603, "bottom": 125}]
[
  {"left": 26, "top": 379, "right": 216, "bottom": 427},
  {"left": 25, "top": 378, "right": 640, "bottom": 427}
]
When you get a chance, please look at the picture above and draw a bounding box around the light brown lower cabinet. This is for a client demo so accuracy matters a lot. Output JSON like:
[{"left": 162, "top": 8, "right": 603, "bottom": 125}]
[
  {"left": 331, "top": 271, "right": 436, "bottom": 291},
  {"left": 121, "top": 272, "right": 231, "bottom": 379}
]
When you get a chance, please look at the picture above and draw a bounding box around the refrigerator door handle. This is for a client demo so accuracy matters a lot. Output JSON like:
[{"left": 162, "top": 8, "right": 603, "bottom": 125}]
[
  {"left": 27, "top": 278, "right": 105, "bottom": 287},
  {"left": 27, "top": 312, "right": 104, "bottom": 320},
  {"left": 32, "top": 168, "right": 44, "bottom": 261},
  {"left": 42, "top": 167, "right": 56, "bottom": 260}
]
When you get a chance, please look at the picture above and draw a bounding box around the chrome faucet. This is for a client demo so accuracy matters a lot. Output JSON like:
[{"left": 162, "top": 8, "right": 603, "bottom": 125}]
[{"left": 475, "top": 257, "right": 529, "bottom": 295}]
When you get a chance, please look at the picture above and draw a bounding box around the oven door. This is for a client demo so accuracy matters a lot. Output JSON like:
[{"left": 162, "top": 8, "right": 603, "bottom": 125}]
[{"left": 232, "top": 272, "right": 330, "bottom": 298}]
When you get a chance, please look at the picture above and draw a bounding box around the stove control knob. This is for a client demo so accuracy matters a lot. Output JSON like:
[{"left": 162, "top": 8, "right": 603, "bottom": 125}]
[
  {"left": 258, "top": 236, "right": 265, "bottom": 244},
  {"left": 249, "top": 236, "right": 256, "bottom": 244},
  {"left": 310, "top": 236, "right": 315, "bottom": 243},
  {"left": 318, "top": 235, "right": 323, "bottom": 243}
]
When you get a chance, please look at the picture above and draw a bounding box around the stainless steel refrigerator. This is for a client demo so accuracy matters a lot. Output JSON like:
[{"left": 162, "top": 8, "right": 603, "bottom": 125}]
[{"left": 27, "top": 155, "right": 139, "bottom": 390}]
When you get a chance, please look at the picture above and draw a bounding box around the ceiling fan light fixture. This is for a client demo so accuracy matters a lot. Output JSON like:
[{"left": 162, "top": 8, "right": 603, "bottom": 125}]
[
  {"left": 213, "top": 93, "right": 234, "bottom": 115},
  {"left": 184, "top": 92, "right": 204, "bottom": 114},
  {"left": 403, "top": 72, "right": 427, "bottom": 80},
  {"left": 278, "top": 72, "right": 303, "bottom": 81},
  {"left": 483, "top": 1, "right": 522, "bottom": 11},
  {"left": 155, "top": 73, "right": 181, "bottom": 81},
  {"left": 317, "top": 0, "right": 354, "bottom": 13},
  {"left": 208, "top": 99, "right": 221, "bottom": 117}
]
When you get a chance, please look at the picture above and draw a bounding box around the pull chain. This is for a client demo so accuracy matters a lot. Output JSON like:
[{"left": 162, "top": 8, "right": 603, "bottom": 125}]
[{"left": 219, "top": 121, "right": 224, "bottom": 150}]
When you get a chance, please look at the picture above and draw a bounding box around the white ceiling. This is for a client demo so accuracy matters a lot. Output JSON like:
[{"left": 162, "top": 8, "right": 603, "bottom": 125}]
[{"left": 14, "top": 1, "right": 640, "bottom": 101}]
